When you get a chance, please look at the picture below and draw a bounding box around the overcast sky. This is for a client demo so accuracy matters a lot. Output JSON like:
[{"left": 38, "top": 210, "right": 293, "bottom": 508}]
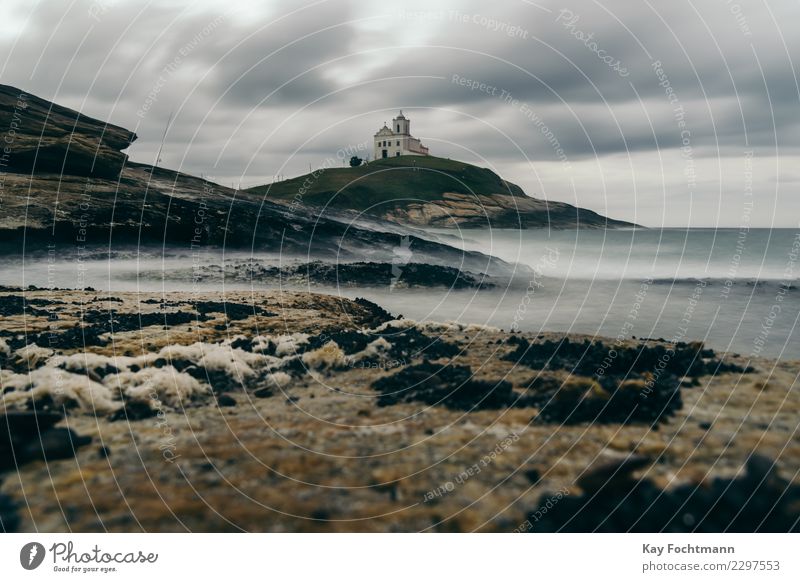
[{"left": 2, "top": 0, "right": 799, "bottom": 227}]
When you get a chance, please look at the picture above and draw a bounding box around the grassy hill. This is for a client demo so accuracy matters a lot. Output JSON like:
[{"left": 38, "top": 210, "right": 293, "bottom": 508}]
[
  {"left": 247, "top": 155, "right": 525, "bottom": 208},
  {"left": 247, "top": 155, "right": 634, "bottom": 229}
]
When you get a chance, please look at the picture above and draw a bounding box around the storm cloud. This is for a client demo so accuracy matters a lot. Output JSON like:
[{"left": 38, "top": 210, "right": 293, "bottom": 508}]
[{"left": 1, "top": 0, "right": 798, "bottom": 226}]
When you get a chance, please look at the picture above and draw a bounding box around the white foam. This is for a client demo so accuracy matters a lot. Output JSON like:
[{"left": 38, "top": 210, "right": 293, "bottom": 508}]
[
  {"left": 264, "top": 371, "right": 292, "bottom": 388},
  {"left": 347, "top": 337, "right": 392, "bottom": 363},
  {"left": 105, "top": 365, "right": 209, "bottom": 408},
  {"left": 301, "top": 341, "right": 346, "bottom": 369},
  {"left": 14, "top": 343, "right": 54, "bottom": 367},
  {"left": 150, "top": 342, "right": 262, "bottom": 378},
  {"left": 1, "top": 367, "right": 118, "bottom": 414},
  {"left": 274, "top": 333, "right": 310, "bottom": 356}
]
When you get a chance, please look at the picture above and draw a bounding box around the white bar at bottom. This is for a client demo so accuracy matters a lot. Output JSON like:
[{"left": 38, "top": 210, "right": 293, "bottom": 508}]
[{"left": 0, "top": 534, "right": 797, "bottom": 580}]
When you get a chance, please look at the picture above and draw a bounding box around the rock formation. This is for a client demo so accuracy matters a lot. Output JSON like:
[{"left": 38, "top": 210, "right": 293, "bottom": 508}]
[
  {"left": 0, "top": 84, "right": 504, "bottom": 275},
  {"left": 0, "top": 84, "right": 136, "bottom": 179}
]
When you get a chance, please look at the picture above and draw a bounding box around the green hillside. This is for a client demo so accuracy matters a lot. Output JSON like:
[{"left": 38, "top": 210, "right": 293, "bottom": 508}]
[{"left": 247, "top": 155, "right": 526, "bottom": 209}]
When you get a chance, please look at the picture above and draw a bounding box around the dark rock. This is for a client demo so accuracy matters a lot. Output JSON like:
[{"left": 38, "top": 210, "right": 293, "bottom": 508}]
[
  {"left": 25, "top": 393, "right": 80, "bottom": 414},
  {"left": 217, "top": 395, "right": 237, "bottom": 407},
  {"left": 305, "top": 330, "right": 374, "bottom": 355},
  {"left": 524, "top": 469, "right": 541, "bottom": 484},
  {"left": 575, "top": 455, "right": 652, "bottom": 493},
  {"left": 36, "top": 309, "right": 203, "bottom": 349},
  {"left": 192, "top": 301, "right": 275, "bottom": 321},
  {"left": 525, "top": 372, "right": 683, "bottom": 426},
  {"left": 177, "top": 363, "right": 241, "bottom": 394},
  {"left": 528, "top": 455, "right": 800, "bottom": 532},
  {"left": 276, "top": 357, "right": 308, "bottom": 377},
  {"left": 295, "top": 261, "right": 491, "bottom": 289},
  {"left": 506, "top": 337, "right": 749, "bottom": 379},
  {"left": 108, "top": 401, "right": 157, "bottom": 422},
  {"left": 56, "top": 361, "right": 119, "bottom": 380},
  {"left": 0, "top": 411, "right": 64, "bottom": 441},
  {"left": 82, "top": 309, "right": 201, "bottom": 333},
  {"left": 31, "top": 324, "right": 107, "bottom": 350},
  {"left": 23, "top": 428, "right": 92, "bottom": 463},
  {"left": 0, "top": 294, "right": 51, "bottom": 317},
  {"left": 230, "top": 337, "right": 253, "bottom": 352},
  {"left": 373, "top": 361, "right": 516, "bottom": 410},
  {"left": 0, "top": 488, "right": 19, "bottom": 532},
  {"left": 253, "top": 388, "right": 274, "bottom": 398},
  {"left": 286, "top": 326, "right": 459, "bottom": 369},
  {"left": 1, "top": 415, "right": 92, "bottom": 471},
  {"left": 210, "top": 261, "right": 492, "bottom": 290},
  {"left": 508, "top": 338, "right": 751, "bottom": 426},
  {"left": 369, "top": 327, "right": 455, "bottom": 361},
  {"left": 353, "top": 298, "right": 395, "bottom": 328},
  {"left": 310, "top": 509, "right": 331, "bottom": 521}
]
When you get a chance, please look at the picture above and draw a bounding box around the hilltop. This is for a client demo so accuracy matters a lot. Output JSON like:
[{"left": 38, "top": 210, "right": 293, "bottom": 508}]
[{"left": 248, "top": 155, "right": 634, "bottom": 229}]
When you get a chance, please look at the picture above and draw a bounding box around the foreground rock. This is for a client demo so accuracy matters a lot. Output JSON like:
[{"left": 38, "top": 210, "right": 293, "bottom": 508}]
[
  {"left": 506, "top": 337, "right": 751, "bottom": 426},
  {"left": 0, "top": 486, "right": 17, "bottom": 532},
  {"left": 527, "top": 455, "right": 800, "bottom": 532},
  {"left": 0, "top": 411, "right": 92, "bottom": 473},
  {"left": 0, "top": 288, "right": 796, "bottom": 532},
  {"left": 0, "top": 410, "right": 93, "bottom": 532}
]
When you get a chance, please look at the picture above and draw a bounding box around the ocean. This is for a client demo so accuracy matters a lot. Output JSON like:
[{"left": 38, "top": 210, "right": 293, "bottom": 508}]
[{"left": 3, "top": 228, "right": 799, "bottom": 360}]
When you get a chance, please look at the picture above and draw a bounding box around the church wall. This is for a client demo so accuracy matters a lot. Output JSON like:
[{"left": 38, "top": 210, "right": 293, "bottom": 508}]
[{"left": 372, "top": 115, "right": 429, "bottom": 159}]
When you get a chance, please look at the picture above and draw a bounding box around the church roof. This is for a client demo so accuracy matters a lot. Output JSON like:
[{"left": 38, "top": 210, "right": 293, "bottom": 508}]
[
  {"left": 374, "top": 125, "right": 394, "bottom": 137},
  {"left": 395, "top": 110, "right": 406, "bottom": 119}
]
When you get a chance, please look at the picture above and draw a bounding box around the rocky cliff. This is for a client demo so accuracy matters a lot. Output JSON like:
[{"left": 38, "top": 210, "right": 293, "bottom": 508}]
[
  {"left": 0, "top": 85, "right": 503, "bottom": 273},
  {"left": 384, "top": 191, "right": 630, "bottom": 229},
  {"left": 0, "top": 84, "right": 136, "bottom": 179}
]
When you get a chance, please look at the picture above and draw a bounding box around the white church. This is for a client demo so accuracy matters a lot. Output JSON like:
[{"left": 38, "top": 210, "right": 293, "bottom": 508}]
[{"left": 373, "top": 111, "right": 429, "bottom": 159}]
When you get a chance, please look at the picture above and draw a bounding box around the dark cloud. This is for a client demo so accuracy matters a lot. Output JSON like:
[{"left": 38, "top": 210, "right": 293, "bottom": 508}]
[{"left": 1, "top": 0, "right": 798, "bottom": 226}]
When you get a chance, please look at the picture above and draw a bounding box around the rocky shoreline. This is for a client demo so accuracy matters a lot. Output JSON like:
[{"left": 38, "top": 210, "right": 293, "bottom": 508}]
[
  {"left": 1, "top": 287, "right": 798, "bottom": 532},
  {"left": 131, "top": 259, "right": 495, "bottom": 289}
]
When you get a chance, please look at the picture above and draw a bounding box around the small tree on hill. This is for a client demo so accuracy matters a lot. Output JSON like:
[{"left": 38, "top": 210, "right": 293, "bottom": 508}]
[{"left": 349, "top": 156, "right": 363, "bottom": 167}]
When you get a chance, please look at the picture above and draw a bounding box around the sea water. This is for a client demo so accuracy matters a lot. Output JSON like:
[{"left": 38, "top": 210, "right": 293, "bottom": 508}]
[
  {"left": 392, "top": 227, "right": 800, "bottom": 360},
  {"left": 2, "top": 228, "right": 798, "bottom": 359}
]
